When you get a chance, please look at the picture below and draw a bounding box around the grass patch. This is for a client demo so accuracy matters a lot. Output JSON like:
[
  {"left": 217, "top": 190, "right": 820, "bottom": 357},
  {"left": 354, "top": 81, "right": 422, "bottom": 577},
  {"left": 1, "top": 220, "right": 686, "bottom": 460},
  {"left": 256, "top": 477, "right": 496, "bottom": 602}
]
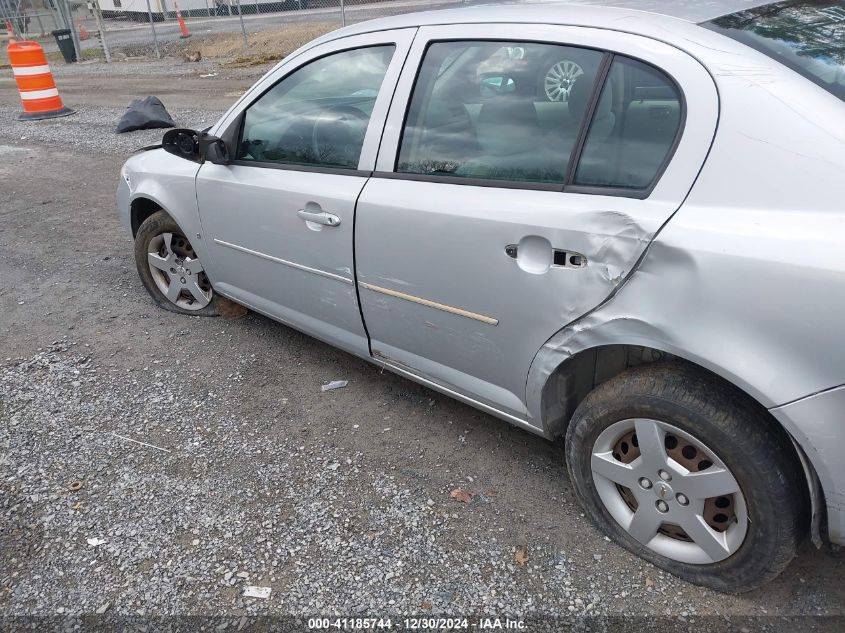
[{"left": 44, "top": 48, "right": 103, "bottom": 64}]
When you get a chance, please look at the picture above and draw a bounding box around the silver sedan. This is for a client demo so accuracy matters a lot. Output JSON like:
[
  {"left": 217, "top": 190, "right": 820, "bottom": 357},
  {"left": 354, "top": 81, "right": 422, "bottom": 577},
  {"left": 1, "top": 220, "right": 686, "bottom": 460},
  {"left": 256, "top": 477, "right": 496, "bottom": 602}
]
[{"left": 116, "top": 0, "right": 845, "bottom": 592}]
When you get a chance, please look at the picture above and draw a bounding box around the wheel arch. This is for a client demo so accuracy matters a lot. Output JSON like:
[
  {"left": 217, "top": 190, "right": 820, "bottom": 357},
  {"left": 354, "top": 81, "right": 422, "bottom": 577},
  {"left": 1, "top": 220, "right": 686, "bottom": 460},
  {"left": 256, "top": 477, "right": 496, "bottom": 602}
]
[
  {"left": 127, "top": 184, "right": 217, "bottom": 283},
  {"left": 130, "top": 196, "right": 165, "bottom": 238}
]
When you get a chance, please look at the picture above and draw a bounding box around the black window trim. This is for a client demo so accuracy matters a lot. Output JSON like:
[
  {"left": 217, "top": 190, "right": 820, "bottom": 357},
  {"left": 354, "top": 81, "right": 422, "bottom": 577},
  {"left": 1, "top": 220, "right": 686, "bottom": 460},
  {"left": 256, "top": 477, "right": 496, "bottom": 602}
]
[
  {"left": 228, "top": 41, "right": 399, "bottom": 175},
  {"left": 562, "top": 52, "right": 614, "bottom": 187},
  {"left": 377, "top": 37, "right": 688, "bottom": 200},
  {"left": 371, "top": 170, "right": 563, "bottom": 191}
]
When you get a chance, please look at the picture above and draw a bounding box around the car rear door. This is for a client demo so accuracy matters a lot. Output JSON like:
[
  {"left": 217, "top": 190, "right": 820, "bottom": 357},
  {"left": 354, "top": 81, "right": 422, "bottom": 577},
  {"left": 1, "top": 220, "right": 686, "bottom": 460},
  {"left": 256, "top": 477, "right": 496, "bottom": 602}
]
[
  {"left": 195, "top": 30, "right": 414, "bottom": 357},
  {"left": 354, "top": 24, "right": 718, "bottom": 423}
]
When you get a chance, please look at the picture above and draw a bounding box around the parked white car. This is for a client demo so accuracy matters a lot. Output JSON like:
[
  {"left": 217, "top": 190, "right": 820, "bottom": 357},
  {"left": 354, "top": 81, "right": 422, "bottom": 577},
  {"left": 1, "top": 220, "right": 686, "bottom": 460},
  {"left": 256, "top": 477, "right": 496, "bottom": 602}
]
[{"left": 117, "top": 0, "right": 845, "bottom": 592}]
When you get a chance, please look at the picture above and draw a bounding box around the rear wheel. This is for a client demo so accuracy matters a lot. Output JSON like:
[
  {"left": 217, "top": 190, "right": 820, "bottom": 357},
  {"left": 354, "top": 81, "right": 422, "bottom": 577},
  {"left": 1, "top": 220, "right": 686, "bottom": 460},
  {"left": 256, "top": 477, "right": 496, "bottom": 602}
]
[{"left": 565, "top": 362, "right": 807, "bottom": 592}]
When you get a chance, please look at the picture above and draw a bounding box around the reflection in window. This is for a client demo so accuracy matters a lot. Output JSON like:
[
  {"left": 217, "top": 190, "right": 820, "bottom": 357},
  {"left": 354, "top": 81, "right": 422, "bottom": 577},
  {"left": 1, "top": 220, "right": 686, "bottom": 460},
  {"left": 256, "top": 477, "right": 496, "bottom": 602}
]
[
  {"left": 706, "top": 0, "right": 845, "bottom": 102},
  {"left": 397, "top": 41, "right": 604, "bottom": 184},
  {"left": 238, "top": 46, "right": 395, "bottom": 169}
]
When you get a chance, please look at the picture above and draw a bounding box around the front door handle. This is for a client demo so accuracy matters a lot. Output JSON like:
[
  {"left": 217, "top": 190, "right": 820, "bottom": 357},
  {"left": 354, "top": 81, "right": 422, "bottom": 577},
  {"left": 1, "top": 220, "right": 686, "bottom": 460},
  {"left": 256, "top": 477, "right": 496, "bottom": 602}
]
[{"left": 297, "top": 209, "right": 341, "bottom": 227}]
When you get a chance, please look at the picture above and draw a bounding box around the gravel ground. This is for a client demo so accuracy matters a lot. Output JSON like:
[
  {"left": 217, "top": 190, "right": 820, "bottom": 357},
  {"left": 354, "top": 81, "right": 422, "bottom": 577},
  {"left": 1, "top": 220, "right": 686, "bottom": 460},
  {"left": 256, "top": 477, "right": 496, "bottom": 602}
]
[
  {"left": 0, "top": 104, "right": 225, "bottom": 155},
  {"left": 1, "top": 60, "right": 844, "bottom": 630}
]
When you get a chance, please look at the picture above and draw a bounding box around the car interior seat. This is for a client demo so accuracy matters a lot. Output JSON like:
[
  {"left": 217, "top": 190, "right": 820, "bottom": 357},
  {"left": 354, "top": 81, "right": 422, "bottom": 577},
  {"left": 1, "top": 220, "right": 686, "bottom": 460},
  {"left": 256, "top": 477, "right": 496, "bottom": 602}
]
[
  {"left": 567, "top": 78, "right": 616, "bottom": 144},
  {"left": 406, "top": 99, "right": 478, "bottom": 172},
  {"left": 455, "top": 99, "right": 566, "bottom": 181}
]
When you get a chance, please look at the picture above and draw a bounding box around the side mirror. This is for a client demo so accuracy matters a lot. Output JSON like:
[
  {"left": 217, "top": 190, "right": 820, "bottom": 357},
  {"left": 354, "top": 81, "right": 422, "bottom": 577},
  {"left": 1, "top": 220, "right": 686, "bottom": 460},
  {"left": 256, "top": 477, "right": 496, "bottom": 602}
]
[
  {"left": 162, "top": 128, "right": 202, "bottom": 162},
  {"left": 201, "top": 135, "right": 230, "bottom": 165},
  {"left": 479, "top": 73, "right": 517, "bottom": 98},
  {"left": 161, "top": 128, "right": 230, "bottom": 165}
]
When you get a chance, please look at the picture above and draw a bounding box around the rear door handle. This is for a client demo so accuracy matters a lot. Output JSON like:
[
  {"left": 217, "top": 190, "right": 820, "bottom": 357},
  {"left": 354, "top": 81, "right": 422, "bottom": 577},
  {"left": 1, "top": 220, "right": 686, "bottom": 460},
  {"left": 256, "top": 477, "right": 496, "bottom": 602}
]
[
  {"left": 505, "top": 243, "right": 587, "bottom": 268},
  {"left": 297, "top": 209, "right": 341, "bottom": 227}
]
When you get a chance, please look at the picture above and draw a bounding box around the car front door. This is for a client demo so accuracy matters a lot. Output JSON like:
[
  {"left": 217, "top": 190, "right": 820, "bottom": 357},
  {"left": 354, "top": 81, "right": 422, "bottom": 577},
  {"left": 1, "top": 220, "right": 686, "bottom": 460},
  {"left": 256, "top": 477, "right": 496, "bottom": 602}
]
[
  {"left": 195, "top": 30, "right": 414, "bottom": 356},
  {"left": 355, "top": 24, "right": 718, "bottom": 424}
]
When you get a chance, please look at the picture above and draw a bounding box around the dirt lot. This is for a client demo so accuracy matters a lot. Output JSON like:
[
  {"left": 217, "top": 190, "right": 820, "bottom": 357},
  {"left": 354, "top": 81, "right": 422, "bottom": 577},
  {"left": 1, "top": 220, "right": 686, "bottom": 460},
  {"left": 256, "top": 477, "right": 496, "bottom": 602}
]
[{"left": 1, "top": 55, "right": 844, "bottom": 630}]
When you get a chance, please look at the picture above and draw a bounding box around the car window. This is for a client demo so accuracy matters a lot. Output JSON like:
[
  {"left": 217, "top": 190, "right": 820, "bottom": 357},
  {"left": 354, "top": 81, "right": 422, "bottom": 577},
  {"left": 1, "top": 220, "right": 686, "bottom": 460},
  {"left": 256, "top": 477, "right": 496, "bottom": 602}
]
[
  {"left": 705, "top": 0, "right": 845, "bottom": 103},
  {"left": 396, "top": 41, "right": 605, "bottom": 184},
  {"left": 238, "top": 45, "right": 395, "bottom": 169},
  {"left": 574, "top": 56, "right": 683, "bottom": 190}
]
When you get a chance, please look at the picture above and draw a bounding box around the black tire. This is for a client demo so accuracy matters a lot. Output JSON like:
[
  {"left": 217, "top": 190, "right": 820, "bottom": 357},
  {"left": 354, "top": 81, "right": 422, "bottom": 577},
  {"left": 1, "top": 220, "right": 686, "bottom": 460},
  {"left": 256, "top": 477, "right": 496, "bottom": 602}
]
[
  {"left": 565, "top": 362, "right": 808, "bottom": 593},
  {"left": 134, "top": 210, "right": 221, "bottom": 317}
]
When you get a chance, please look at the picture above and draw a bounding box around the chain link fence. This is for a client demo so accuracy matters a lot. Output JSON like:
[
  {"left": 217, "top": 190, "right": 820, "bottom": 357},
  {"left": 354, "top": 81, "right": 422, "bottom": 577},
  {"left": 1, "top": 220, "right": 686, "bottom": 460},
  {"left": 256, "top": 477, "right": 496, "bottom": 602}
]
[
  {"left": 2, "top": 0, "right": 471, "bottom": 63},
  {"left": 1, "top": 1, "right": 66, "bottom": 39}
]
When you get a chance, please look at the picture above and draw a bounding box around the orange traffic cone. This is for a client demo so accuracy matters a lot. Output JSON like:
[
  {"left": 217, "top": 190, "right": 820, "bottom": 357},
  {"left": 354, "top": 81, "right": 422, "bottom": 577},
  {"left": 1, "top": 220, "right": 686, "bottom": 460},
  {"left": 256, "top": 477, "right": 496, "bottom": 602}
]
[
  {"left": 174, "top": 2, "right": 191, "bottom": 39},
  {"left": 7, "top": 40, "right": 75, "bottom": 120},
  {"left": 77, "top": 22, "right": 90, "bottom": 41},
  {"left": 5, "top": 20, "right": 15, "bottom": 44}
]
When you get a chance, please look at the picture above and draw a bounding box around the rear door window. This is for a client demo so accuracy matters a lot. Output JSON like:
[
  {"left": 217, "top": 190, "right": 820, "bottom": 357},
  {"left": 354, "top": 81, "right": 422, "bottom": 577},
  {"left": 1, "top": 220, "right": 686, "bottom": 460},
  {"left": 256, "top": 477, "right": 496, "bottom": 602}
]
[
  {"left": 396, "top": 41, "right": 605, "bottom": 184},
  {"left": 393, "top": 40, "right": 684, "bottom": 196}
]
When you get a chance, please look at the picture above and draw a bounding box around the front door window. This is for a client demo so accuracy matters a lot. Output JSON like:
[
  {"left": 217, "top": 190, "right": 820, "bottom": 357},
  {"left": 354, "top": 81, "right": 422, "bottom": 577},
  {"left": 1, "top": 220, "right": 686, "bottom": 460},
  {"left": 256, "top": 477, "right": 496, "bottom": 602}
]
[{"left": 239, "top": 45, "right": 396, "bottom": 169}]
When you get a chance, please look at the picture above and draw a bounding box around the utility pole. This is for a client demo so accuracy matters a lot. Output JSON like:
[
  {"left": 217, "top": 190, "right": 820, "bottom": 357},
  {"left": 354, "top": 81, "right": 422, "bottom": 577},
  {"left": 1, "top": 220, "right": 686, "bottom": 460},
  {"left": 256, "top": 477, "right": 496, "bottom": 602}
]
[
  {"left": 340, "top": 0, "right": 346, "bottom": 27},
  {"left": 145, "top": 0, "right": 161, "bottom": 59},
  {"left": 236, "top": 0, "right": 247, "bottom": 47}
]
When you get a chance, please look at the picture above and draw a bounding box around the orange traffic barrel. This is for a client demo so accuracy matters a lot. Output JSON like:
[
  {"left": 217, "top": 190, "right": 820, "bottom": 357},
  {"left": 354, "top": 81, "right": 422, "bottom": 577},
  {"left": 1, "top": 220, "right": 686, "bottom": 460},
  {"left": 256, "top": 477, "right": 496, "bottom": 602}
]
[{"left": 7, "top": 41, "right": 74, "bottom": 121}]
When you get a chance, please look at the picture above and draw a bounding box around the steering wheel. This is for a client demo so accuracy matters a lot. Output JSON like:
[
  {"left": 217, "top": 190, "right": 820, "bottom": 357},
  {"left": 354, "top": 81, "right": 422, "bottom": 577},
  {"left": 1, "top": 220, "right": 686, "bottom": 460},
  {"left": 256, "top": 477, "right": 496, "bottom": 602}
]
[{"left": 311, "top": 105, "right": 370, "bottom": 167}]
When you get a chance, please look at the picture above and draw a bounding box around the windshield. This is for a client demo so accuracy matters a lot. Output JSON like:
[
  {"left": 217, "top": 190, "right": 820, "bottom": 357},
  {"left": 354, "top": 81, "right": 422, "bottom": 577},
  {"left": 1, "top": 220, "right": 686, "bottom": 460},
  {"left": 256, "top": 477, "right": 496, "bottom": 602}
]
[{"left": 705, "top": 0, "right": 845, "bottom": 101}]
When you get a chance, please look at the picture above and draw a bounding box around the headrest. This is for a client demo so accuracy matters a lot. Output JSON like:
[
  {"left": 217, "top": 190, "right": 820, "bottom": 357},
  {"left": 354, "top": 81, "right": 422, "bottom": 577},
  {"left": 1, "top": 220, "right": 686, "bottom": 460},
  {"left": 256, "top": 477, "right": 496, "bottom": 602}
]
[
  {"left": 476, "top": 100, "right": 541, "bottom": 156},
  {"left": 567, "top": 78, "right": 592, "bottom": 122},
  {"left": 567, "top": 78, "right": 615, "bottom": 143}
]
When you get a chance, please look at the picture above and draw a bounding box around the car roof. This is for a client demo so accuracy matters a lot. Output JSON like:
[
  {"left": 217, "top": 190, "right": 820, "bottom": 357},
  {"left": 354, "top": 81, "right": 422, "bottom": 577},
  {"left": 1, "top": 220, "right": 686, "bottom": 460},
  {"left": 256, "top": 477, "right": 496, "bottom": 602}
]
[
  {"left": 513, "top": 0, "right": 774, "bottom": 24},
  {"left": 327, "top": 0, "right": 774, "bottom": 39}
]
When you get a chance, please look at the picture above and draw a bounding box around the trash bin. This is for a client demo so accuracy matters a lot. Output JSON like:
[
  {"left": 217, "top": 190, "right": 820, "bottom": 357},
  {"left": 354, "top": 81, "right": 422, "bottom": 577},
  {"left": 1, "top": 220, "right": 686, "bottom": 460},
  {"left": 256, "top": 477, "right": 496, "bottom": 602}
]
[{"left": 51, "top": 29, "right": 77, "bottom": 64}]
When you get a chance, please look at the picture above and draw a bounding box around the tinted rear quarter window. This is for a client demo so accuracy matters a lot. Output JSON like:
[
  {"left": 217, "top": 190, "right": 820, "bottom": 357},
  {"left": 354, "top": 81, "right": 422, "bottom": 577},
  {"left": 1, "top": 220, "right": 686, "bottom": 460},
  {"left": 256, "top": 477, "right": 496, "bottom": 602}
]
[{"left": 574, "top": 57, "right": 683, "bottom": 190}]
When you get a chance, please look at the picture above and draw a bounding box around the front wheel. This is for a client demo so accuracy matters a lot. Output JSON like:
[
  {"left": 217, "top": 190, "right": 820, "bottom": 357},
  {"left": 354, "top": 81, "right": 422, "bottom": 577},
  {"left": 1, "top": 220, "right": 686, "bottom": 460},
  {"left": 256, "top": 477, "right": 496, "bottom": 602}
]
[
  {"left": 134, "top": 210, "right": 221, "bottom": 316},
  {"left": 565, "top": 362, "right": 808, "bottom": 593}
]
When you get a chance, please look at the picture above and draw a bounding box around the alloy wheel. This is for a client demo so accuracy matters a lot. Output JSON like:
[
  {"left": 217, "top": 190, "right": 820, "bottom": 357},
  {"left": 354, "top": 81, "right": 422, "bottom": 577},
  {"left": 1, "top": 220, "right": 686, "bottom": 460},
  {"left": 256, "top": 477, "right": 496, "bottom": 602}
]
[
  {"left": 590, "top": 418, "right": 748, "bottom": 564},
  {"left": 544, "top": 60, "right": 584, "bottom": 102}
]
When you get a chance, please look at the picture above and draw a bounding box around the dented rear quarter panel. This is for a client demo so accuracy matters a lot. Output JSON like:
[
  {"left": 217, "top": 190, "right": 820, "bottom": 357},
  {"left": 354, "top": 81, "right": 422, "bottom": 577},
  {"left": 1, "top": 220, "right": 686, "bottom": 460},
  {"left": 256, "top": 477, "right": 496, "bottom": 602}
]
[
  {"left": 529, "top": 29, "right": 845, "bottom": 412},
  {"left": 528, "top": 27, "right": 845, "bottom": 541}
]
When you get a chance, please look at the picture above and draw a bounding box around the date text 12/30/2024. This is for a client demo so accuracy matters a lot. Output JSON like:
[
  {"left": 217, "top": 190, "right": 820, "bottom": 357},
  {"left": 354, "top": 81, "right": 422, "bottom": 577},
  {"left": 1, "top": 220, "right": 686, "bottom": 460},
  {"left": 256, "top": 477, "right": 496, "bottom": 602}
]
[{"left": 308, "top": 618, "right": 527, "bottom": 630}]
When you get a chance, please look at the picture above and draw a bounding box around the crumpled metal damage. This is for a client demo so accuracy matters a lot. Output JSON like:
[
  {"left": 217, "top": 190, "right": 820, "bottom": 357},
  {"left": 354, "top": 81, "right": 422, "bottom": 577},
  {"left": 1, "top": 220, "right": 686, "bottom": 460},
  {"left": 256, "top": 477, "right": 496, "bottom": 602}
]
[
  {"left": 524, "top": 238, "right": 698, "bottom": 434},
  {"left": 354, "top": 173, "right": 669, "bottom": 421},
  {"left": 588, "top": 209, "right": 652, "bottom": 286}
]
